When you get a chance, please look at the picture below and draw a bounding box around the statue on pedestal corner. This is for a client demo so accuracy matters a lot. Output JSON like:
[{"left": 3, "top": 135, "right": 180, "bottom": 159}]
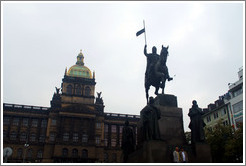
[
  {"left": 140, "top": 97, "right": 161, "bottom": 141},
  {"left": 188, "top": 100, "right": 206, "bottom": 144}
]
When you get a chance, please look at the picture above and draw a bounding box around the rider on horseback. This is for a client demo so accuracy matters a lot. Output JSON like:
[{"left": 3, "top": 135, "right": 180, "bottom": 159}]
[
  {"left": 144, "top": 45, "right": 173, "bottom": 103},
  {"left": 144, "top": 45, "right": 159, "bottom": 83}
]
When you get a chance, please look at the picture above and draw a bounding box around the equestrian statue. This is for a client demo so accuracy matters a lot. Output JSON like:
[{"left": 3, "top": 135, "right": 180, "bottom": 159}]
[{"left": 144, "top": 45, "right": 173, "bottom": 103}]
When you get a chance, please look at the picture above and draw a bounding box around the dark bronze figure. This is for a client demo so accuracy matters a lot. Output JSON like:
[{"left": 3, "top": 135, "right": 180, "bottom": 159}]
[
  {"left": 95, "top": 92, "right": 104, "bottom": 105},
  {"left": 144, "top": 45, "right": 173, "bottom": 103},
  {"left": 140, "top": 97, "right": 161, "bottom": 141},
  {"left": 55, "top": 87, "right": 60, "bottom": 94},
  {"left": 121, "top": 120, "right": 135, "bottom": 162},
  {"left": 188, "top": 100, "right": 206, "bottom": 144}
]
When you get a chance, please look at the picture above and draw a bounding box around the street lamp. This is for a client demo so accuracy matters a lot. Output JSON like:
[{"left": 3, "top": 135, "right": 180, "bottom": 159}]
[{"left": 23, "top": 142, "right": 29, "bottom": 162}]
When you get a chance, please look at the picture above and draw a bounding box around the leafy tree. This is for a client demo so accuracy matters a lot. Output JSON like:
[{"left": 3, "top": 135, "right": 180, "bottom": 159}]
[{"left": 205, "top": 120, "right": 243, "bottom": 163}]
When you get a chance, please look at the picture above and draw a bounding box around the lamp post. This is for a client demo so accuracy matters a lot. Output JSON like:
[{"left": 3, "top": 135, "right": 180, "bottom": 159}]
[{"left": 23, "top": 142, "right": 29, "bottom": 162}]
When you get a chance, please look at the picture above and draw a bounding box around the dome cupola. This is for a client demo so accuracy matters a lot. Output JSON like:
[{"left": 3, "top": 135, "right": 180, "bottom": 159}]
[{"left": 67, "top": 50, "right": 93, "bottom": 79}]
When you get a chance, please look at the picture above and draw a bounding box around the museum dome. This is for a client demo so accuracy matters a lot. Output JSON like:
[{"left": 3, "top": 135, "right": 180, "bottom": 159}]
[{"left": 67, "top": 50, "right": 93, "bottom": 79}]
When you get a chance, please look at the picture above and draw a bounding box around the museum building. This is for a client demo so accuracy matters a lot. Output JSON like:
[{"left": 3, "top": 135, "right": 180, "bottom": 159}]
[{"left": 3, "top": 50, "right": 140, "bottom": 163}]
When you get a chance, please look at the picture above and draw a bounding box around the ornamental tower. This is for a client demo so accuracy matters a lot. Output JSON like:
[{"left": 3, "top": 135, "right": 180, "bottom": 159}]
[{"left": 60, "top": 50, "right": 96, "bottom": 107}]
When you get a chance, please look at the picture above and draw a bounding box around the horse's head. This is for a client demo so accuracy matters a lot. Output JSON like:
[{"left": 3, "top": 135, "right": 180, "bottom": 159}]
[
  {"left": 161, "top": 45, "right": 169, "bottom": 56},
  {"left": 160, "top": 45, "right": 169, "bottom": 63}
]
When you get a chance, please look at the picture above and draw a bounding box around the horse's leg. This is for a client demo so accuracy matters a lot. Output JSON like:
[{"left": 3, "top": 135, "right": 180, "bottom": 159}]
[
  {"left": 155, "top": 86, "right": 159, "bottom": 95},
  {"left": 161, "top": 79, "right": 166, "bottom": 94}
]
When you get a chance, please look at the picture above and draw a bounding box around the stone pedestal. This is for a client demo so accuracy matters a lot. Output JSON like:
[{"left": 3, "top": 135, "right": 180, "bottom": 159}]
[
  {"left": 130, "top": 94, "right": 212, "bottom": 163},
  {"left": 192, "top": 143, "right": 212, "bottom": 163},
  {"left": 138, "top": 94, "right": 186, "bottom": 146}
]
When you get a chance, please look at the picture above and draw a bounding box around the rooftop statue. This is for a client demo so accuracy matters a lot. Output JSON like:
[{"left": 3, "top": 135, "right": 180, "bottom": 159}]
[{"left": 144, "top": 45, "right": 173, "bottom": 103}]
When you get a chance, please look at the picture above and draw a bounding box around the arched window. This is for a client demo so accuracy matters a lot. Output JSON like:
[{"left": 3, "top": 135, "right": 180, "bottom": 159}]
[
  {"left": 37, "top": 150, "right": 43, "bottom": 159},
  {"left": 104, "top": 152, "right": 109, "bottom": 162},
  {"left": 62, "top": 148, "right": 68, "bottom": 157},
  {"left": 112, "top": 153, "right": 117, "bottom": 162},
  {"left": 85, "top": 86, "right": 91, "bottom": 96},
  {"left": 82, "top": 149, "right": 88, "bottom": 158},
  {"left": 27, "top": 149, "right": 32, "bottom": 158},
  {"left": 66, "top": 84, "right": 73, "bottom": 94},
  {"left": 17, "top": 148, "right": 23, "bottom": 158},
  {"left": 75, "top": 85, "right": 81, "bottom": 95},
  {"left": 72, "top": 148, "right": 78, "bottom": 157}
]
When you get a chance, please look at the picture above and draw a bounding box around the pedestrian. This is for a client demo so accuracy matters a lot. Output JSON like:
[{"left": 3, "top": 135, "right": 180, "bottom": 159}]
[
  {"left": 173, "top": 147, "right": 180, "bottom": 163},
  {"left": 179, "top": 147, "right": 188, "bottom": 163}
]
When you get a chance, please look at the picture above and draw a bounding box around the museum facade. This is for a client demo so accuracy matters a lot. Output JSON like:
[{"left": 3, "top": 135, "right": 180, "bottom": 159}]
[{"left": 3, "top": 50, "right": 140, "bottom": 163}]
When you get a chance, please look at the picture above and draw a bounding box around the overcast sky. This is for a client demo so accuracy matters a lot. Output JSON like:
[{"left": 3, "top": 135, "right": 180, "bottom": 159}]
[{"left": 2, "top": 1, "right": 244, "bottom": 131}]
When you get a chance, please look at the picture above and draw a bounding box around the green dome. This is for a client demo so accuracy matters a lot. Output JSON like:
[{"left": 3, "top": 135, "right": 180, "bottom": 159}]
[
  {"left": 67, "top": 65, "right": 92, "bottom": 78},
  {"left": 67, "top": 50, "right": 93, "bottom": 79}
]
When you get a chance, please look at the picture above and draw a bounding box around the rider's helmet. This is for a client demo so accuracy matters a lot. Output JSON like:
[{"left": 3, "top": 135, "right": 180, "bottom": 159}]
[{"left": 152, "top": 46, "right": 157, "bottom": 54}]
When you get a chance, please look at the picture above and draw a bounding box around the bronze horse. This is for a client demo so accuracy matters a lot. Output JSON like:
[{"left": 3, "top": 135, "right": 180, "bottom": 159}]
[{"left": 145, "top": 45, "right": 173, "bottom": 103}]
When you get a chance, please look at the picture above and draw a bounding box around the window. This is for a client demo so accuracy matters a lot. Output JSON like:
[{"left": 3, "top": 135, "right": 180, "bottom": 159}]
[
  {"left": 20, "top": 132, "right": 27, "bottom": 142},
  {"left": 66, "top": 84, "right": 73, "bottom": 94},
  {"left": 213, "top": 112, "right": 218, "bottom": 119},
  {"left": 120, "top": 126, "right": 123, "bottom": 134},
  {"left": 95, "top": 136, "right": 100, "bottom": 145},
  {"left": 49, "top": 132, "right": 56, "bottom": 142},
  {"left": 82, "top": 149, "right": 88, "bottom": 158},
  {"left": 104, "top": 152, "right": 109, "bottom": 162},
  {"left": 41, "top": 119, "right": 47, "bottom": 128},
  {"left": 104, "top": 124, "right": 108, "bottom": 133},
  {"left": 73, "top": 133, "right": 79, "bottom": 142},
  {"left": 63, "top": 133, "right": 69, "bottom": 142},
  {"left": 111, "top": 138, "right": 116, "bottom": 147},
  {"left": 3, "top": 117, "right": 10, "bottom": 125},
  {"left": 96, "top": 122, "right": 101, "bottom": 129},
  {"left": 22, "top": 118, "right": 29, "bottom": 126},
  {"left": 75, "top": 85, "right": 81, "bottom": 95},
  {"left": 233, "top": 101, "right": 243, "bottom": 114},
  {"left": 31, "top": 119, "right": 38, "bottom": 127},
  {"left": 30, "top": 133, "right": 36, "bottom": 142},
  {"left": 82, "top": 133, "right": 88, "bottom": 143},
  {"left": 13, "top": 118, "right": 19, "bottom": 126},
  {"left": 111, "top": 125, "right": 117, "bottom": 133},
  {"left": 62, "top": 148, "right": 68, "bottom": 157},
  {"left": 51, "top": 119, "right": 57, "bottom": 126},
  {"left": 104, "top": 138, "right": 108, "bottom": 146},
  {"left": 10, "top": 131, "right": 17, "bottom": 140},
  {"left": 235, "top": 117, "right": 243, "bottom": 128},
  {"left": 39, "top": 134, "right": 45, "bottom": 142},
  {"left": 72, "top": 149, "right": 78, "bottom": 157},
  {"left": 233, "top": 87, "right": 243, "bottom": 97},
  {"left": 37, "top": 150, "right": 43, "bottom": 158},
  {"left": 85, "top": 86, "right": 91, "bottom": 96},
  {"left": 223, "top": 120, "right": 229, "bottom": 126},
  {"left": 206, "top": 116, "right": 211, "bottom": 122},
  {"left": 17, "top": 148, "right": 23, "bottom": 158},
  {"left": 221, "top": 108, "right": 227, "bottom": 116}
]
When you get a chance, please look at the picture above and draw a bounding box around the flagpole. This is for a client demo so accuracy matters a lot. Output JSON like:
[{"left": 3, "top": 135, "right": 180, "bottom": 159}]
[{"left": 143, "top": 20, "right": 147, "bottom": 46}]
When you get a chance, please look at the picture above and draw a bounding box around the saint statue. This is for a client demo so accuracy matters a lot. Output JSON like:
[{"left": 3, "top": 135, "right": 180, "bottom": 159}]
[{"left": 188, "top": 100, "right": 206, "bottom": 144}]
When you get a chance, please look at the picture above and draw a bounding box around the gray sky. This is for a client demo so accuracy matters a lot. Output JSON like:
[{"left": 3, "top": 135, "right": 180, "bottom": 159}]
[{"left": 2, "top": 1, "right": 244, "bottom": 132}]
